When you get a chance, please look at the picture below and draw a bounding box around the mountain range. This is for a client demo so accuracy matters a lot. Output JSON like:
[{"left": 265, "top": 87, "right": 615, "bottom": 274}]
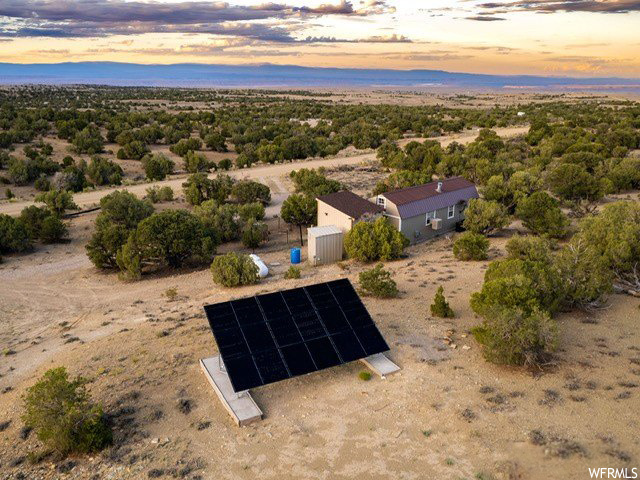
[{"left": 1, "top": 62, "right": 639, "bottom": 90}]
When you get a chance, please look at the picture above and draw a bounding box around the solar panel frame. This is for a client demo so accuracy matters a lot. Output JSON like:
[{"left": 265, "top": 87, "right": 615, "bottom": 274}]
[{"left": 203, "top": 278, "right": 390, "bottom": 392}]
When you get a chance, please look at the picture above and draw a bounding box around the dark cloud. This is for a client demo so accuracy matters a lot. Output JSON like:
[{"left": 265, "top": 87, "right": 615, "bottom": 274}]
[
  {"left": 465, "top": 15, "right": 507, "bottom": 21},
  {"left": 476, "top": 0, "right": 640, "bottom": 14},
  {"left": 0, "top": 0, "right": 395, "bottom": 40}
]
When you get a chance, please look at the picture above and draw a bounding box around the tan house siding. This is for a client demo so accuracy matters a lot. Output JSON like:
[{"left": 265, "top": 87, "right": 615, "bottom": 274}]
[{"left": 317, "top": 200, "right": 355, "bottom": 233}]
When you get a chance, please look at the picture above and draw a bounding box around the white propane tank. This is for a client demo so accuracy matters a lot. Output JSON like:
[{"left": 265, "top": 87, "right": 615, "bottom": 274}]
[{"left": 249, "top": 254, "right": 269, "bottom": 278}]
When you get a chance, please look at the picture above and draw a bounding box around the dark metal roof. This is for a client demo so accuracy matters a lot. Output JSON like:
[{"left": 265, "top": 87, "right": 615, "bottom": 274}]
[
  {"left": 381, "top": 177, "right": 478, "bottom": 218},
  {"left": 317, "top": 191, "right": 384, "bottom": 219}
]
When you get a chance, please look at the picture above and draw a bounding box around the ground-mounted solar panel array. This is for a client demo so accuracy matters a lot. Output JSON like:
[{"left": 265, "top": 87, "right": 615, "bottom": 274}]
[{"left": 203, "top": 278, "right": 390, "bottom": 392}]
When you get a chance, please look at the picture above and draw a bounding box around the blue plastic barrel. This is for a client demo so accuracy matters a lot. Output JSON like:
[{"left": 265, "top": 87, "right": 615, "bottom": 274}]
[{"left": 290, "top": 247, "right": 301, "bottom": 264}]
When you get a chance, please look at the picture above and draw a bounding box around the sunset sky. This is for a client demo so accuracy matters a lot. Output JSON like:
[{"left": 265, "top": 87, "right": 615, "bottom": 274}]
[{"left": 1, "top": 0, "right": 639, "bottom": 77}]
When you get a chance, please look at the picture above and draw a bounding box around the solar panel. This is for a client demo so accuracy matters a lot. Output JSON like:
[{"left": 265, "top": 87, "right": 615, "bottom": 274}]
[{"left": 203, "top": 278, "right": 390, "bottom": 392}]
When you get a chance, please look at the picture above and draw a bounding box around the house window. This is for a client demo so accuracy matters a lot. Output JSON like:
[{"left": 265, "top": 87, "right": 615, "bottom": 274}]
[
  {"left": 377, "top": 196, "right": 386, "bottom": 207},
  {"left": 425, "top": 210, "right": 436, "bottom": 226},
  {"left": 447, "top": 205, "right": 455, "bottom": 219}
]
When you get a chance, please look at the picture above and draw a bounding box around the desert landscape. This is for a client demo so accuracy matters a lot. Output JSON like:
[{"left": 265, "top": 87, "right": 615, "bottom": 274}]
[{"left": 0, "top": 86, "right": 639, "bottom": 480}]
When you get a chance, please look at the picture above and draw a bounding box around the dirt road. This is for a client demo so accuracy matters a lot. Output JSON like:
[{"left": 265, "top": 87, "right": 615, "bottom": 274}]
[{"left": 0, "top": 125, "right": 529, "bottom": 216}]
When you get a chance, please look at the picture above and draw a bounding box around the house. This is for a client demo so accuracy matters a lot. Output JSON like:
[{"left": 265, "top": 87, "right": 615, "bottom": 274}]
[
  {"left": 316, "top": 190, "right": 384, "bottom": 233},
  {"left": 375, "top": 177, "right": 478, "bottom": 244}
]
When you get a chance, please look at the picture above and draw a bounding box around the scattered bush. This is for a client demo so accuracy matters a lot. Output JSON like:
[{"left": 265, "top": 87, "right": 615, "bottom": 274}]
[
  {"left": 34, "top": 175, "right": 51, "bottom": 192},
  {"left": 19, "top": 205, "right": 51, "bottom": 240},
  {"left": 280, "top": 193, "right": 317, "bottom": 246},
  {"left": 430, "top": 285, "right": 455, "bottom": 318},
  {"left": 210, "top": 252, "right": 259, "bottom": 287},
  {"left": 289, "top": 168, "right": 342, "bottom": 197},
  {"left": 170, "top": 138, "right": 202, "bottom": 157},
  {"left": 39, "top": 215, "right": 68, "bottom": 243},
  {"left": 453, "top": 232, "right": 489, "bottom": 261},
  {"left": 22, "top": 367, "right": 112, "bottom": 456},
  {"left": 572, "top": 201, "right": 640, "bottom": 294},
  {"left": 471, "top": 257, "right": 564, "bottom": 317},
  {"left": 241, "top": 219, "right": 268, "bottom": 249},
  {"left": 116, "top": 140, "right": 149, "bottom": 160},
  {"left": 516, "top": 191, "right": 568, "bottom": 238},
  {"left": 358, "top": 264, "right": 399, "bottom": 298},
  {"left": 183, "top": 173, "right": 233, "bottom": 206},
  {"left": 86, "top": 191, "right": 154, "bottom": 269},
  {"left": 358, "top": 371, "right": 372, "bottom": 381},
  {"left": 218, "top": 158, "right": 232, "bottom": 171},
  {"left": 86, "top": 156, "right": 123, "bottom": 186},
  {"left": 142, "top": 153, "right": 175, "bottom": 181},
  {"left": 35, "top": 189, "right": 77, "bottom": 215},
  {"left": 546, "top": 163, "right": 604, "bottom": 211},
  {"left": 184, "top": 150, "right": 211, "bottom": 173},
  {"left": 71, "top": 126, "right": 104, "bottom": 154},
  {"left": 53, "top": 164, "right": 86, "bottom": 192},
  {"left": 471, "top": 307, "right": 557, "bottom": 366},
  {"left": 344, "top": 217, "right": 408, "bottom": 262},
  {"left": 116, "top": 209, "right": 215, "bottom": 279},
  {"left": 463, "top": 199, "right": 510, "bottom": 235},
  {"left": 145, "top": 185, "right": 174, "bottom": 203},
  {"left": 0, "top": 214, "right": 31, "bottom": 253},
  {"left": 284, "top": 265, "right": 301, "bottom": 279},
  {"left": 555, "top": 239, "right": 613, "bottom": 309},
  {"left": 231, "top": 180, "right": 271, "bottom": 205},
  {"left": 504, "top": 235, "right": 554, "bottom": 263}
]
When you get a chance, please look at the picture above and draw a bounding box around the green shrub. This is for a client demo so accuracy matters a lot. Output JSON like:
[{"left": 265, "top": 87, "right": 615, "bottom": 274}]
[
  {"left": 40, "top": 215, "right": 67, "bottom": 243},
  {"left": 218, "top": 158, "right": 232, "bottom": 170},
  {"left": 194, "top": 201, "right": 242, "bottom": 243},
  {"left": 22, "top": 367, "right": 112, "bottom": 456},
  {"left": 0, "top": 214, "right": 31, "bottom": 253},
  {"left": 210, "top": 252, "right": 259, "bottom": 287},
  {"left": 471, "top": 307, "right": 557, "bottom": 366},
  {"left": 555, "top": 239, "right": 613, "bottom": 308},
  {"left": 284, "top": 265, "right": 301, "bottom": 279},
  {"left": 358, "top": 264, "right": 399, "bottom": 298},
  {"left": 35, "top": 189, "right": 77, "bottom": 215},
  {"left": 504, "top": 235, "right": 554, "bottom": 263},
  {"left": 463, "top": 199, "right": 510, "bottom": 235},
  {"left": 170, "top": 137, "right": 202, "bottom": 157},
  {"left": 241, "top": 219, "right": 268, "bottom": 249},
  {"left": 238, "top": 202, "right": 265, "bottom": 222},
  {"left": 86, "top": 156, "right": 123, "bottom": 186},
  {"left": 117, "top": 141, "right": 149, "bottom": 161},
  {"left": 430, "top": 285, "right": 455, "bottom": 318},
  {"left": 142, "top": 153, "right": 174, "bottom": 181},
  {"left": 71, "top": 126, "right": 104, "bottom": 154},
  {"left": 86, "top": 191, "right": 154, "bottom": 269},
  {"left": 516, "top": 191, "right": 568, "bottom": 238},
  {"left": 358, "top": 371, "right": 372, "bottom": 381},
  {"left": 280, "top": 193, "right": 317, "bottom": 246},
  {"left": 145, "top": 185, "right": 174, "bottom": 203},
  {"left": 289, "top": 168, "right": 342, "bottom": 197},
  {"left": 231, "top": 180, "right": 271, "bottom": 205},
  {"left": 344, "top": 217, "right": 408, "bottom": 262},
  {"left": 184, "top": 150, "right": 211, "bottom": 173},
  {"left": 573, "top": 201, "right": 640, "bottom": 293},
  {"left": 116, "top": 209, "right": 215, "bottom": 279},
  {"left": 453, "top": 232, "right": 489, "bottom": 261},
  {"left": 34, "top": 175, "right": 51, "bottom": 192},
  {"left": 182, "top": 173, "right": 234, "bottom": 206},
  {"left": 471, "top": 258, "right": 564, "bottom": 317},
  {"left": 19, "top": 205, "right": 50, "bottom": 240}
]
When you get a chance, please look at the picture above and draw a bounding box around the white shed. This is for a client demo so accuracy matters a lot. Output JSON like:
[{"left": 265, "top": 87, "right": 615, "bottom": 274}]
[{"left": 307, "top": 225, "right": 344, "bottom": 266}]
